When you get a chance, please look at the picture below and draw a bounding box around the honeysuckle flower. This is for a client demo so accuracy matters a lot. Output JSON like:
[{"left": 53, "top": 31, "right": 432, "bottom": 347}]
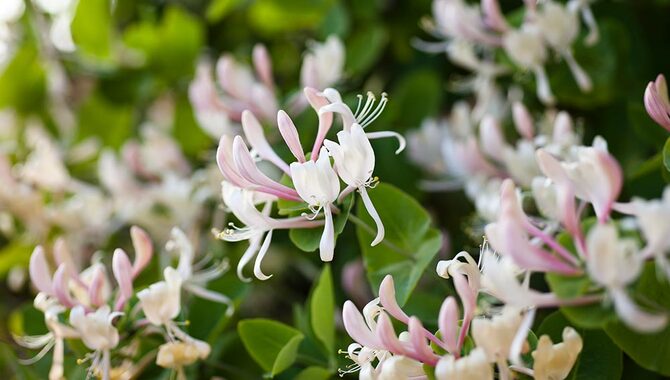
[
  {"left": 137, "top": 267, "right": 183, "bottom": 327},
  {"left": 485, "top": 179, "right": 581, "bottom": 274},
  {"left": 69, "top": 305, "right": 121, "bottom": 380},
  {"left": 15, "top": 293, "right": 79, "bottom": 380},
  {"left": 372, "top": 354, "right": 426, "bottom": 380},
  {"left": 166, "top": 227, "right": 234, "bottom": 315},
  {"left": 531, "top": 327, "right": 583, "bottom": 380},
  {"left": 156, "top": 341, "right": 208, "bottom": 370},
  {"left": 585, "top": 223, "right": 668, "bottom": 332},
  {"left": 429, "top": 0, "right": 500, "bottom": 45},
  {"left": 644, "top": 73, "right": 670, "bottom": 131},
  {"left": 69, "top": 305, "right": 121, "bottom": 351},
  {"left": 33, "top": 0, "right": 77, "bottom": 52},
  {"left": 218, "top": 181, "right": 323, "bottom": 280},
  {"left": 471, "top": 306, "right": 523, "bottom": 363},
  {"left": 300, "top": 35, "right": 345, "bottom": 91},
  {"left": 536, "top": 137, "right": 623, "bottom": 223},
  {"left": 503, "top": 26, "right": 554, "bottom": 104},
  {"left": 535, "top": 1, "right": 592, "bottom": 92},
  {"left": 18, "top": 127, "right": 71, "bottom": 192},
  {"left": 324, "top": 123, "right": 385, "bottom": 245},
  {"left": 215, "top": 47, "right": 278, "bottom": 122},
  {"left": 316, "top": 89, "right": 406, "bottom": 154},
  {"left": 614, "top": 188, "right": 670, "bottom": 276},
  {"left": 290, "top": 148, "right": 340, "bottom": 261},
  {"left": 189, "top": 61, "right": 234, "bottom": 139},
  {"left": 435, "top": 348, "right": 493, "bottom": 380}
]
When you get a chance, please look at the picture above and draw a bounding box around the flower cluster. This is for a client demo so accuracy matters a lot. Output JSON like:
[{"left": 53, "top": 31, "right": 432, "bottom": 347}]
[
  {"left": 420, "top": 0, "right": 597, "bottom": 107},
  {"left": 408, "top": 101, "right": 580, "bottom": 222},
  {"left": 189, "top": 35, "right": 345, "bottom": 139},
  {"left": 16, "top": 226, "right": 232, "bottom": 379},
  {"left": 214, "top": 86, "right": 406, "bottom": 280},
  {"left": 485, "top": 169, "right": 669, "bottom": 332},
  {"left": 341, "top": 264, "right": 584, "bottom": 379}
]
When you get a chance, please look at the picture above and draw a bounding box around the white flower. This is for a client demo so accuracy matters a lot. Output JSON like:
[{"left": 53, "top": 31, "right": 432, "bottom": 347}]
[
  {"left": 532, "top": 327, "right": 583, "bottom": 380},
  {"left": 137, "top": 267, "right": 183, "bottom": 326},
  {"left": 156, "top": 341, "right": 210, "bottom": 369},
  {"left": 69, "top": 305, "right": 120, "bottom": 351},
  {"left": 290, "top": 149, "right": 340, "bottom": 210},
  {"left": 324, "top": 124, "right": 385, "bottom": 245},
  {"left": 290, "top": 149, "right": 340, "bottom": 261},
  {"left": 536, "top": 1, "right": 592, "bottom": 91},
  {"left": 471, "top": 307, "right": 523, "bottom": 362},
  {"left": 585, "top": 223, "right": 667, "bottom": 332},
  {"left": 536, "top": 1, "right": 579, "bottom": 52},
  {"left": 435, "top": 348, "right": 493, "bottom": 380},
  {"left": 0, "top": 0, "right": 24, "bottom": 23},
  {"left": 324, "top": 123, "right": 375, "bottom": 188},
  {"left": 503, "top": 26, "right": 554, "bottom": 104},
  {"left": 536, "top": 138, "right": 623, "bottom": 223},
  {"left": 300, "top": 35, "right": 345, "bottom": 90},
  {"left": 625, "top": 188, "right": 670, "bottom": 268}
]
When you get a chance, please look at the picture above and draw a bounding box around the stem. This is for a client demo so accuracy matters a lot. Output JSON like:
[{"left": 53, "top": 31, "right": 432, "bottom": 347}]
[
  {"left": 348, "top": 214, "right": 415, "bottom": 260},
  {"left": 525, "top": 222, "right": 580, "bottom": 267},
  {"left": 102, "top": 350, "right": 111, "bottom": 380}
]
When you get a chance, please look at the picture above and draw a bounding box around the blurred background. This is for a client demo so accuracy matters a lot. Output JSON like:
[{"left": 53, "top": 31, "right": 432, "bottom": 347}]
[{"left": 1, "top": 0, "right": 670, "bottom": 378}]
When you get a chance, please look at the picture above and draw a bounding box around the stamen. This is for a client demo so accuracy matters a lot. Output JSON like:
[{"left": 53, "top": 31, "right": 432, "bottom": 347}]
[
  {"left": 301, "top": 205, "right": 323, "bottom": 221},
  {"left": 358, "top": 93, "right": 388, "bottom": 128},
  {"left": 355, "top": 92, "right": 376, "bottom": 121},
  {"left": 354, "top": 94, "right": 364, "bottom": 116}
]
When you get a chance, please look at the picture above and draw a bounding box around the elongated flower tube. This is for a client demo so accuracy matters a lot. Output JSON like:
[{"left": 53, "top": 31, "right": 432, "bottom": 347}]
[
  {"left": 644, "top": 74, "right": 670, "bottom": 131},
  {"left": 218, "top": 182, "right": 323, "bottom": 280},
  {"left": 324, "top": 124, "right": 385, "bottom": 245},
  {"left": 290, "top": 148, "right": 340, "bottom": 261}
]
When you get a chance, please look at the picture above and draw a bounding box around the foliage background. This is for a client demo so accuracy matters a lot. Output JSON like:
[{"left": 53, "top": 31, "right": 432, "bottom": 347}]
[{"left": 1, "top": 0, "right": 670, "bottom": 378}]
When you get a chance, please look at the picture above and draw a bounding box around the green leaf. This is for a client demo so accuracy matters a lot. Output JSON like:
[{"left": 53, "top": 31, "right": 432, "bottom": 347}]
[
  {"left": 71, "top": 0, "right": 113, "bottom": 61},
  {"left": 173, "top": 94, "right": 211, "bottom": 156},
  {"left": 663, "top": 137, "right": 670, "bottom": 172},
  {"left": 76, "top": 93, "right": 133, "bottom": 148},
  {"left": 0, "top": 43, "right": 46, "bottom": 114},
  {"left": 294, "top": 366, "right": 332, "bottom": 380},
  {"left": 123, "top": 6, "right": 204, "bottom": 82},
  {"left": 0, "top": 242, "right": 33, "bottom": 277},
  {"left": 355, "top": 183, "right": 442, "bottom": 306},
  {"left": 537, "top": 311, "right": 622, "bottom": 380},
  {"left": 310, "top": 265, "right": 335, "bottom": 355},
  {"left": 345, "top": 25, "right": 389, "bottom": 77},
  {"left": 384, "top": 69, "right": 443, "bottom": 129},
  {"left": 238, "top": 319, "right": 304, "bottom": 376},
  {"left": 248, "top": 0, "right": 335, "bottom": 35},
  {"left": 604, "top": 262, "right": 670, "bottom": 376},
  {"left": 206, "top": 0, "right": 245, "bottom": 23}
]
